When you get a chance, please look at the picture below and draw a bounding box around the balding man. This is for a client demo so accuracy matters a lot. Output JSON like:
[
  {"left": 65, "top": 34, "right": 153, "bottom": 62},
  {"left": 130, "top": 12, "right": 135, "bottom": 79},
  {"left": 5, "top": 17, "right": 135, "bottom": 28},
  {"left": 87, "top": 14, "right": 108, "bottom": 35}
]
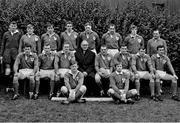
[{"left": 75, "top": 40, "right": 98, "bottom": 96}]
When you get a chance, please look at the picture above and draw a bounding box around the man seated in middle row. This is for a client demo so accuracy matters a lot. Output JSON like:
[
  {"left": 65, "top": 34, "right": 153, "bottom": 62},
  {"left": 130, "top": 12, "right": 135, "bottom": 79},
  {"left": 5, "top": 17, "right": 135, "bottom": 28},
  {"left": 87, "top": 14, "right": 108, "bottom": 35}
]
[
  {"left": 95, "top": 44, "right": 113, "bottom": 96},
  {"left": 131, "top": 47, "right": 156, "bottom": 101},
  {"left": 35, "top": 43, "right": 57, "bottom": 100},
  {"left": 55, "top": 43, "right": 75, "bottom": 97}
]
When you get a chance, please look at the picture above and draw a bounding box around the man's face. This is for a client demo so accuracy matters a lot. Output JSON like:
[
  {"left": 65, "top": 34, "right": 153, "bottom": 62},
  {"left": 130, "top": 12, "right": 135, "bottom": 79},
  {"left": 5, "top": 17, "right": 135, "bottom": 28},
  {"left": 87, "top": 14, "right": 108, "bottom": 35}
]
[
  {"left": 27, "top": 28, "right": 34, "bottom": 34},
  {"left": 44, "top": 45, "right": 51, "bottom": 53},
  {"left": 100, "top": 46, "right": 107, "bottom": 55},
  {"left": 120, "top": 46, "right": 127, "bottom": 54},
  {"left": 158, "top": 47, "right": 165, "bottom": 55},
  {"left": 47, "top": 26, "right": 54, "bottom": 33},
  {"left": 131, "top": 28, "right": 137, "bottom": 35},
  {"left": 24, "top": 47, "right": 31, "bottom": 54},
  {"left": 116, "top": 64, "right": 122, "bottom": 72},
  {"left": 85, "top": 25, "right": 92, "bottom": 32},
  {"left": 81, "top": 41, "right": 89, "bottom": 51},
  {"left": 109, "top": 25, "right": 115, "bottom": 34},
  {"left": 63, "top": 44, "right": 70, "bottom": 52},
  {"left": 139, "top": 49, "right": 146, "bottom": 56},
  {"left": 71, "top": 63, "right": 78, "bottom": 72},
  {"left": 9, "top": 24, "right": 17, "bottom": 32},
  {"left": 153, "top": 31, "right": 160, "bottom": 39},
  {"left": 66, "top": 24, "right": 73, "bottom": 31}
]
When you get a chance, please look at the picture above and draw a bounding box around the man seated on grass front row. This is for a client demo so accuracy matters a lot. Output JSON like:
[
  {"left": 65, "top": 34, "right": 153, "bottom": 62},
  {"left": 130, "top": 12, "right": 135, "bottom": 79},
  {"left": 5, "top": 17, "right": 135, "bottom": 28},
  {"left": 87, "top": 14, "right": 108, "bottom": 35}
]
[
  {"left": 151, "top": 45, "right": 180, "bottom": 101},
  {"left": 35, "top": 43, "right": 58, "bottom": 100},
  {"left": 12, "top": 43, "right": 38, "bottom": 100},
  {"left": 131, "top": 47, "right": 156, "bottom": 101},
  {"left": 108, "top": 62, "right": 137, "bottom": 104},
  {"left": 61, "top": 60, "right": 87, "bottom": 104},
  {"left": 95, "top": 44, "right": 113, "bottom": 96}
]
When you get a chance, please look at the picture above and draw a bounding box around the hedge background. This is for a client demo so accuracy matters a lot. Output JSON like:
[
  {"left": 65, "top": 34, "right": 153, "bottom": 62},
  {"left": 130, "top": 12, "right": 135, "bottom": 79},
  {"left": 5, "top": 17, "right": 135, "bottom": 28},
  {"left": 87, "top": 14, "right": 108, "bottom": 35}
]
[{"left": 0, "top": 0, "right": 180, "bottom": 78}]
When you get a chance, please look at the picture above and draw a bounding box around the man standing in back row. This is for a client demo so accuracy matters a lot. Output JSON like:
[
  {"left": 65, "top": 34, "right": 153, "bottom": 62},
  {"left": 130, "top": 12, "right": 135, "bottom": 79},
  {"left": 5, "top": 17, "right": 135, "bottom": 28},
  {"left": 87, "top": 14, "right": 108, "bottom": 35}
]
[
  {"left": 124, "top": 25, "right": 144, "bottom": 55},
  {"left": 79, "top": 22, "right": 100, "bottom": 54},
  {"left": 0, "top": 21, "right": 22, "bottom": 91},
  {"left": 147, "top": 29, "right": 167, "bottom": 56},
  {"left": 60, "top": 21, "right": 79, "bottom": 52},
  {"left": 101, "top": 24, "right": 122, "bottom": 56},
  {"left": 41, "top": 23, "right": 61, "bottom": 53}
]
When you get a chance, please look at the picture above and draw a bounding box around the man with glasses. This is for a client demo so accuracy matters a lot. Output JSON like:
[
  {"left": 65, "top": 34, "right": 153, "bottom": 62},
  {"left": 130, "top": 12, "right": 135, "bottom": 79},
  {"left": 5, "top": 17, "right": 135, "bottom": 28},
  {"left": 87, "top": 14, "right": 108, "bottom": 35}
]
[{"left": 75, "top": 40, "right": 97, "bottom": 96}]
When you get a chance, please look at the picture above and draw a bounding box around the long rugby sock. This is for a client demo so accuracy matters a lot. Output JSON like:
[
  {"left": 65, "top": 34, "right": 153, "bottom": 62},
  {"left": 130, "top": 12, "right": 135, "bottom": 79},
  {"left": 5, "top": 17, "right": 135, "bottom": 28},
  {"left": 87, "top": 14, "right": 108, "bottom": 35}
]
[
  {"left": 149, "top": 82, "right": 155, "bottom": 96},
  {"left": 155, "top": 82, "right": 161, "bottom": 96},
  {"left": 135, "top": 80, "right": 140, "bottom": 95},
  {"left": 50, "top": 80, "right": 55, "bottom": 94},
  {"left": 172, "top": 82, "right": 177, "bottom": 96}
]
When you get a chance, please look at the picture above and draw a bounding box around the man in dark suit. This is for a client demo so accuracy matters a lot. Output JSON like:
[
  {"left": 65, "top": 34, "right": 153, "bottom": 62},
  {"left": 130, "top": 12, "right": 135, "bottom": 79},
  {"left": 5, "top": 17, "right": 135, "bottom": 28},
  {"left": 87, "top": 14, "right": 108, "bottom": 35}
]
[{"left": 75, "top": 40, "right": 98, "bottom": 96}]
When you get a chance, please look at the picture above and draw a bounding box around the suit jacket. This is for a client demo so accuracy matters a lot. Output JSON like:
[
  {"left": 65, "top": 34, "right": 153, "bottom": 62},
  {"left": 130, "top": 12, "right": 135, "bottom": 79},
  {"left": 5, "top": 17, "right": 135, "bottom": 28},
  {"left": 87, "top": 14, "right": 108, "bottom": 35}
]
[{"left": 75, "top": 48, "right": 96, "bottom": 76}]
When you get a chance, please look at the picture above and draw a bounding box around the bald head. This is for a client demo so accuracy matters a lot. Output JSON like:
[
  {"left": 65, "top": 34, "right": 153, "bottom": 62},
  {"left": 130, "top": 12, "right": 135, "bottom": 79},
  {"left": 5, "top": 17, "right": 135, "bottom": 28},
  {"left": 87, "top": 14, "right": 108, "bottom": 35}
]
[{"left": 81, "top": 40, "right": 89, "bottom": 51}]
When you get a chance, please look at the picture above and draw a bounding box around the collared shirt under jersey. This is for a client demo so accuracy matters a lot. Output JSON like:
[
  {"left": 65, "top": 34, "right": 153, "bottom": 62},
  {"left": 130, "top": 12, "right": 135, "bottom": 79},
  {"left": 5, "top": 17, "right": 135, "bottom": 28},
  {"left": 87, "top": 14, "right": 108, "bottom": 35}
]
[
  {"left": 79, "top": 30, "right": 100, "bottom": 52},
  {"left": 147, "top": 38, "right": 167, "bottom": 56},
  {"left": 151, "top": 54, "right": 175, "bottom": 75},
  {"left": 0, "top": 30, "right": 22, "bottom": 56},
  {"left": 109, "top": 71, "right": 128, "bottom": 89},
  {"left": 55, "top": 51, "right": 75, "bottom": 69},
  {"left": 19, "top": 33, "right": 41, "bottom": 54},
  {"left": 124, "top": 34, "right": 144, "bottom": 54},
  {"left": 95, "top": 52, "right": 113, "bottom": 72},
  {"left": 113, "top": 52, "right": 132, "bottom": 69},
  {"left": 38, "top": 52, "right": 57, "bottom": 70},
  {"left": 14, "top": 52, "right": 38, "bottom": 70},
  {"left": 60, "top": 30, "right": 79, "bottom": 51},
  {"left": 101, "top": 32, "right": 122, "bottom": 50},
  {"left": 131, "top": 53, "right": 153, "bottom": 73},
  {"left": 64, "top": 70, "right": 84, "bottom": 89},
  {"left": 41, "top": 32, "right": 61, "bottom": 51}
]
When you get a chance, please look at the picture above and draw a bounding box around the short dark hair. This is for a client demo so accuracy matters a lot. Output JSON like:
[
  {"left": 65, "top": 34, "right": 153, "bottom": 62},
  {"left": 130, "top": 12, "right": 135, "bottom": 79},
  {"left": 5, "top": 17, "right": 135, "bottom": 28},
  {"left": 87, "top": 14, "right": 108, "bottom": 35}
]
[
  {"left": 66, "top": 21, "right": 73, "bottom": 26},
  {"left": 10, "top": 21, "right": 17, "bottom": 25},
  {"left": 157, "top": 45, "right": 165, "bottom": 50},
  {"left": 70, "top": 60, "right": 78, "bottom": 66},
  {"left": 46, "top": 22, "right": 54, "bottom": 28},
  {"left": 120, "top": 44, "right": 127, "bottom": 48},
  {"left": 85, "top": 22, "right": 92, "bottom": 27},
  {"left": 24, "top": 43, "right": 32, "bottom": 49},
  {"left": 130, "top": 24, "right": 137, "bottom": 30},
  {"left": 109, "top": 23, "right": 115, "bottom": 28},
  {"left": 63, "top": 42, "right": 70, "bottom": 46},
  {"left": 27, "top": 24, "right": 34, "bottom": 29},
  {"left": 139, "top": 47, "right": 146, "bottom": 51},
  {"left": 101, "top": 44, "right": 107, "bottom": 49},
  {"left": 44, "top": 43, "right": 51, "bottom": 47},
  {"left": 114, "top": 62, "right": 122, "bottom": 67}
]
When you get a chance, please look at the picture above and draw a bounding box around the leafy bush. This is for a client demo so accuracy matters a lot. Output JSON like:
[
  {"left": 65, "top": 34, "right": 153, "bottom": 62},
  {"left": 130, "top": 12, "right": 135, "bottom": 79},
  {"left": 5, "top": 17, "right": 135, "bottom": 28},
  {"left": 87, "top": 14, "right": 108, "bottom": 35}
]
[{"left": 0, "top": 0, "right": 180, "bottom": 77}]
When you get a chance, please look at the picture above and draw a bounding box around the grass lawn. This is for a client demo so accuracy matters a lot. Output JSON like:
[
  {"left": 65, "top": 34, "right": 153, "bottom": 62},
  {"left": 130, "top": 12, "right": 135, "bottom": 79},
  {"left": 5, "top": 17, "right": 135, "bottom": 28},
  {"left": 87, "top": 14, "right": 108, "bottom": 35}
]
[{"left": 0, "top": 86, "right": 180, "bottom": 122}]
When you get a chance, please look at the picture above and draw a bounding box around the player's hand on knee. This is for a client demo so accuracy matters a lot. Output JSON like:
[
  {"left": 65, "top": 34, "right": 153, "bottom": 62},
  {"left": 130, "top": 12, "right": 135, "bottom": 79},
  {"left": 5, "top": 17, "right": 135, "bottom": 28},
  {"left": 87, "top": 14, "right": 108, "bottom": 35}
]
[{"left": 173, "top": 74, "right": 178, "bottom": 80}]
